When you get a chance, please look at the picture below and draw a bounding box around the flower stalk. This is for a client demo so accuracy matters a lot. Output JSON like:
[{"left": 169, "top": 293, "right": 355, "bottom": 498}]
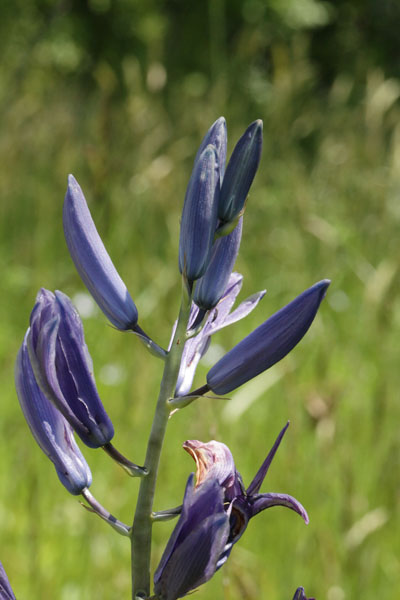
[{"left": 131, "top": 281, "right": 193, "bottom": 598}]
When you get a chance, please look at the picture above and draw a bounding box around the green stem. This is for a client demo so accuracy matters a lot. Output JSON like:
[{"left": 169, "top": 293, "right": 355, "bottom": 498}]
[{"left": 131, "top": 286, "right": 192, "bottom": 599}]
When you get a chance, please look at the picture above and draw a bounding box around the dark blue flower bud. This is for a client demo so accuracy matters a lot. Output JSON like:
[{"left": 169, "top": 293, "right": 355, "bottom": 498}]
[
  {"left": 292, "top": 587, "right": 315, "bottom": 600},
  {"left": 64, "top": 175, "right": 138, "bottom": 330},
  {"left": 193, "top": 217, "right": 243, "bottom": 310},
  {"left": 194, "top": 117, "right": 227, "bottom": 181},
  {"left": 218, "top": 120, "right": 263, "bottom": 223},
  {"left": 207, "top": 279, "right": 330, "bottom": 395},
  {"left": 179, "top": 145, "right": 220, "bottom": 283},
  {"left": 15, "top": 336, "right": 92, "bottom": 495},
  {"left": 27, "top": 288, "right": 114, "bottom": 448},
  {"left": 0, "top": 561, "right": 16, "bottom": 600},
  {"left": 154, "top": 474, "right": 230, "bottom": 600}
]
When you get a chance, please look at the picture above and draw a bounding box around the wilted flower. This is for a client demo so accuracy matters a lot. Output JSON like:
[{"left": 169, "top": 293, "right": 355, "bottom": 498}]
[
  {"left": 27, "top": 288, "right": 114, "bottom": 448},
  {"left": 179, "top": 145, "right": 220, "bottom": 283},
  {"left": 292, "top": 586, "right": 316, "bottom": 600},
  {"left": 173, "top": 272, "right": 265, "bottom": 398},
  {"left": 153, "top": 474, "right": 230, "bottom": 600},
  {"left": 206, "top": 279, "right": 330, "bottom": 395},
  {"left": 15, "top": 334, "right": 92, "bottom": 495},
  {"left": 193, "top": 217, "right": 243, "bottom": 311},
  {"left": 218, "top": 119, "right": 263, "bottom": 224},
  {"left": 183, "top": 422, "right": 308, "bottom": 568},
  {"left": 64, "top": 174, "right": 138, "bottom": 330}
]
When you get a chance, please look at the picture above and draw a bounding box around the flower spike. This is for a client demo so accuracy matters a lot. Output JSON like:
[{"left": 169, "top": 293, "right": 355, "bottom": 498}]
[
  {"left": 64, "top": 175, "right": 138, "bottom": 330},
  {"left": 15, "top": 335, "right": 92, "bottom": 495},
  {"left": 207, "top": 279, "right": 330, "bottom": 395}
]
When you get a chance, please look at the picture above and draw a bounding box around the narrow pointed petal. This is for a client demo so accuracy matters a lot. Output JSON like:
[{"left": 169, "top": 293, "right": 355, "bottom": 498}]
[
  {"left": 247, "top": 422, "right": 289, "bottom": 495},
  {"left": 193, "top": 218, "right": 243, "bottom": 310},
  {"left": 220, "top": 288, "right": 266, "bottom": 329},
  {"left": 0, "top": 562, "right": 16, "bottom": 600},
  {"left": 179, "top": 145, "right": 220, "bottom": 282},
  {"left": 250, "top": 492, "right": 309, "bottom": 524},
  {"left": 219, "top": 120, "right": 263, "bottom": 223},
  {"left": 154, "top": 474, "right": 230, "bottom": 599},
  {"left": 64, "top": 175, "right": 138, "bottom": 330},
  {"left": 194, "top": 117, "right": 227, "bottom": 181},
  {"left": 175, "top": 273, "right": 264, "bottom": 397},
  {"left": 15, "top": 336, "right": 92, "bottom": 495},
  {"left": 207, "top": 279, "right": 330, "bottom": 395}
]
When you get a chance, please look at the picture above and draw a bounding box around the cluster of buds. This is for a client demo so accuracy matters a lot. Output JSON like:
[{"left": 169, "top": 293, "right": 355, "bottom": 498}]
[{"left": 10, "top": 116, "right": 327, "bottom": 599}]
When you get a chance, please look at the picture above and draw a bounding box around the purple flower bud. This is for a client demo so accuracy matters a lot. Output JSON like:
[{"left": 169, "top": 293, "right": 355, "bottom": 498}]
[
  {"left": 292, "top": 587, "right": 315, "bottom": 600},
  {"left": 64, "top": 175, "right": 138, "bottom": 330},
  {"left": 0, "top": 562, "right": 16, "bottom": 600},
  {"left": 154, "top": 474, "right": 230, "bottom": 600},
  {"left": 194, "top": 117, "right": 227, "bottom": 181},
  {"left": 207, "top": 279, "right": 330, "bottom": 395},
  {"left": 15, "top": 336, "right": 92, "bottom": 495},
  {"left": 218, "top": 120, "right": 263, "bottom": 223},
  {"left": 193, "top": 217, "right": 243, "bottom": 310},
  {"left": 179, "top": 145, "right": 220, "bottom": 283},
  {"left": 27, "top": 288, "right": 114, "bottom": 448}
]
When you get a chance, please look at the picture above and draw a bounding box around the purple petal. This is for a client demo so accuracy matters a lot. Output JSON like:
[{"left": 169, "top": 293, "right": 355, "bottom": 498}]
[
  {"left": 219, "top": 288, "right": 266, "bottom": 330},
  {"left": 193, "top": 218, "right": 243, "bottom": 310},
  {"left": 156, "top": 513, "right": 229, "bottom": 600},
  {"left": 0, "top": 562, "right": 16, "bottom": 600},
  {"left": 175, "top": 273, "right": 264, "bottom": 397},
  {"left": 250, "top": 493, "right": 309, "bottom": 524},
  {"left": 15, "top": 336, "right": 92, "bottom": 495},
  {"left": 64, "top": 175, "right": 138, "bottom": 330},
  {"left": 194, "top": 117, "right": 227, "bottom": 181},
  {"left": 207, "top": 279, "right": 330, "bottom": 395},
  {"left": 179, "top": 145, "right": 220, "bottom": 283},
  {"left": 247, "top": 422, "right": 289, "bottom": 495},
  {"left": 154, "top": 474, "right": 230, "bottom": 599},
  {"left": 219, "top": 120, "right": 263, "bottom": 223}
]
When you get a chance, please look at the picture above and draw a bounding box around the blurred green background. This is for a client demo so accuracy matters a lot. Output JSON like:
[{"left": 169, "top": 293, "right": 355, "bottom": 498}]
[{"left": 1, "top": 0, "right": 400, "bottom": 598}]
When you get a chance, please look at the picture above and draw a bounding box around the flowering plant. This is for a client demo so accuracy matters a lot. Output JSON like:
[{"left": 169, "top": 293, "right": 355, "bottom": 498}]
[{"left": 9, "top": 117, "right": 328, "bottom": 599}]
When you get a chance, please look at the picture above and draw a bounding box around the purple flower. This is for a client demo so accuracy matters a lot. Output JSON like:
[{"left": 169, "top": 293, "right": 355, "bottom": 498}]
[
  {"left": 15, "top": 334, "right": 92, "bottom": 495},
  {"left": 174, "top": 272, "right": 265, "bottom": 398},
  {"left": 183, "top": 423, "right": 308, "bottom": 568},
  {"left": 193, "top": 217, "right": 243, "bottom": 310},
  {"left": 178, "top": 145, "right": 220, "bottom": 283},
  {"left": 26, "top": 288, "right": 114, "bottom": 448},
  {"left": 218, "top": 120, "right": 263, "bottom": 223},
  {"left": 64, "top": 175, "right": 138, "bottom": 330},
  {"left": 292, "top": 587, "right": 316, "bottom": 600},
  {"left": 153, "top": 474, "right": 230, "bottom": 600},
  {"left": 206, "top": 279, "right": 330, "bottom": 395}
]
